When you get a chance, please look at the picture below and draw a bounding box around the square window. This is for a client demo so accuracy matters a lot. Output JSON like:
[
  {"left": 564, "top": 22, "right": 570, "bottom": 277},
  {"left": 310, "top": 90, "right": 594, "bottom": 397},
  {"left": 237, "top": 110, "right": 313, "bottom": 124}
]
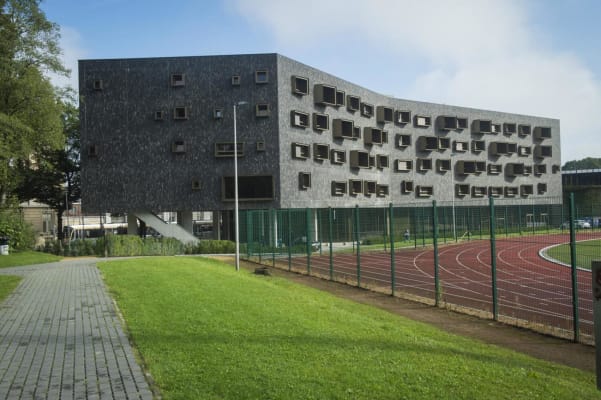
[
  {"left": 331, "top": 181, "right": 347, "bottom": 196},
  {"left": 457, "top": 117, "right": 468, "bottom": 129},
  {"left": 231, "top": 75, "right": 241, "bottom": 86},
  {"left": 347, "top": 95, "right": 360, "bottom": 111},
  {"left": 292, "top": 75, "right": 309, "bottom": 95},
  {"left": 173, "top": 107, "right": 188, "bottom": 120},
  {"left": 255, "top": 70, "right": 269, "bottom": 84},
  {"left": 396, "top": 134, "right": 411, "bottom": 148},
  {"left": 376, "top": 184, "right": 389, "bottom": 197},
  {"left": 414, "top": 115, "right": 431, "bottom": 127},
  {"left": 418, "top": 158, "right": 432, "bottom": 171},
  {"left": 292, "top": 143, "right": 310, "bottom": 159},
  {"left": 291, "top": 110, "right": 310, "bottom": 128},
  {"left": 171, "top": 73, "right": 185, "bottom": 87},
  {"left": 453, "top": 141, "right": 468, "bottom": 152},
  {"left": 349, "top": 179, "right": 363, "bottom": 196},
  {"left": 314, "top": 84, "right": 337, "bottom": 105},
  {"left": 256, "top": 141, "right": 265, "bottom": 152},
  {"left": 313, "top": 143, "right": 330, "bottom": 161},
  {"left": 213, "top": 108, "right": 224, "bottom": 119},
  {"left": 192, "top": 180, "right": 201, "bottom": 191},
  {"left": 395, "top": 159, "right": 413, "bottom": 172},
  {"left": 376, "top": 154, "right": 389, "bottom": 169},
  {"left": 255, "top": 103, "right": 270, "bottom": 117},
  {"left": 401, "top": 180, "right": 414, "bottom": 194},
  {"left": 330, "top": 149, "right": 346, "bottom": 164},
  {"left": 456, "top": 184, "right": 470, "bottom": 197},
  {"left": 93, "top": 79, "right": 103, "bottom": 90},
  {"left": 88, "top": 144, "right": 98, "bottom": 157},
  {"left": 360, "top": 102, "right": 374, "bottom": 117},
  {"left": 437, "top": 159, "right": 451, "bottom": 172},
  {"left": 504, "top": 123, "right": 517, "bottom": 135},
  {"left": 154, "top": 110, "right": 164, "bottom": 121},
  {"left": 299, "top": 172, "right": 311, "bottom": 190},
  {"left": 172, "top": 140, "right": 186, "bottom": 153},
  {"left": 518, "top": 124, "right": 531, "bottom": 136},
  {"left": 396, "top": 110, "right": 411, "bottom": 125},
  {"left": 336, "top": 90, "right": 345, "bottom": 107},
  {"left": 333, "top": 119, "right": 354, "bottom": 138},
  {"left": 364, "top": 181, "right": 377, "bottom": 196},
  {"left": 313, "top": 113, "right": 329, "bottom": 131}
]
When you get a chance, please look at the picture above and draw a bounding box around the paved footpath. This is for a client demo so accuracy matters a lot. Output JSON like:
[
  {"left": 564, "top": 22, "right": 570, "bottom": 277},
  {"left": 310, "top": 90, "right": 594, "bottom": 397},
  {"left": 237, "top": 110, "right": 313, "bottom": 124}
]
[{"left": 0, "top": 260, "right": 154, "bottom": 400}]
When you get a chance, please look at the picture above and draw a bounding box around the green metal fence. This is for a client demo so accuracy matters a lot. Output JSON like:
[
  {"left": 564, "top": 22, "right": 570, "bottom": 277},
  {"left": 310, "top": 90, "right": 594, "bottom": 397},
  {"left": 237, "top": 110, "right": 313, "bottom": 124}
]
[{"left": 239, "top": 194, "right": 601, "bottom": 344}]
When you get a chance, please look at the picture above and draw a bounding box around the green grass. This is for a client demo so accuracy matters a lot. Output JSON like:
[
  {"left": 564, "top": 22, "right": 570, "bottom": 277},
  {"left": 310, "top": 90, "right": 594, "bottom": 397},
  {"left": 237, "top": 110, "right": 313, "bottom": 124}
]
[
  {"left": 545, "top": 239, "right": 601, "bottom": 270},
  {"left": 99, "top": 257, "right": 598, "bottom": 400},
  {"left": 0, "top": 275, "right": 22, "bottom": 303},
  {"left": 0, "top": 251, "right": 62, "bottom": 269}
]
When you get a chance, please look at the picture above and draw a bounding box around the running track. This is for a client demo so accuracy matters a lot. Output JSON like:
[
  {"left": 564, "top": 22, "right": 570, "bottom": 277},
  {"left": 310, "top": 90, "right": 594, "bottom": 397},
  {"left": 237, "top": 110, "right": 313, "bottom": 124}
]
[{"left": 284, "top": 232, "right": 601, "bottom": 340}]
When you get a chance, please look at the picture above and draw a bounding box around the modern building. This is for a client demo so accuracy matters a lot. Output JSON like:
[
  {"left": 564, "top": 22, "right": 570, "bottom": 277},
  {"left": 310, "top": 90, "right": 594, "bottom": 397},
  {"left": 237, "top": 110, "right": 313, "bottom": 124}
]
[
  {"left": 562, "top": 169, "right": 601, "bottom": 219},
  {"left": 79, "top": 53, "right": 561, "bottom": 239}
]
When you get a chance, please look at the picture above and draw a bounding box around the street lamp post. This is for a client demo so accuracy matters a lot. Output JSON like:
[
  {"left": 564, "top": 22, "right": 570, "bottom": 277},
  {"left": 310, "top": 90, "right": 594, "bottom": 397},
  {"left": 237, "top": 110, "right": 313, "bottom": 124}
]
[{"left": 233, "top": 101, "right": 248, "bottom": 271}]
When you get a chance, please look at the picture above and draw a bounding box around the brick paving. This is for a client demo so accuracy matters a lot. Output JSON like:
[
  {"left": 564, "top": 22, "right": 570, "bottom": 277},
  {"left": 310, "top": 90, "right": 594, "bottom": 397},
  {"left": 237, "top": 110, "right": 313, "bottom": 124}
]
[{"left": 0, "top": 260, "right": 154, "bottom": 400}]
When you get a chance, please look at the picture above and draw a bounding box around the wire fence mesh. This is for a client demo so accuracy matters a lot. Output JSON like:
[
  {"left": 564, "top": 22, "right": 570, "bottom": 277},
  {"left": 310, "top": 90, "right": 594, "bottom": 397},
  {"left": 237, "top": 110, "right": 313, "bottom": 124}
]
[{"left": 239, "top": 194, "right": 601, "bottom": 344}]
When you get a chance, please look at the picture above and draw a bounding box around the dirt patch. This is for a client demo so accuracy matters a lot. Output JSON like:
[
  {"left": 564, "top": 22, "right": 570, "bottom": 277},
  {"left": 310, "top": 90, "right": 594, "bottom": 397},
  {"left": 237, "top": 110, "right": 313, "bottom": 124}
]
[{"left": 223, "top": 257, "right": 595, "bottom": 373}]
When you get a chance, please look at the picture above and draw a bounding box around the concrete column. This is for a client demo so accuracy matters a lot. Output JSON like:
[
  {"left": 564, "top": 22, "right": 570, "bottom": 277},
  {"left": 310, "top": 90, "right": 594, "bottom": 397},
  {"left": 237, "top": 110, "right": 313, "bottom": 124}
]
[
  {"left": 177, "top": 211, "right": 194, "bottom": 234},
  {"left": 212, "top": 211, "right": 221, "bottom": 240},
  {"left": 127, "top": 213, "right": 138, "bottom": 235}
]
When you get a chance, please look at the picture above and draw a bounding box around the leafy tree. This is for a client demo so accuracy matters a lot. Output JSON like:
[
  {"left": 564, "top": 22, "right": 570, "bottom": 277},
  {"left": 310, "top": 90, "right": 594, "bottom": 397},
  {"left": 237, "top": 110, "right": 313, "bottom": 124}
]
[
  {"left": 0, "top": 0, "right": 68, "bottom": 206},
  {"left": 562, "top": 157, "right": 601, "bottom": 171}
]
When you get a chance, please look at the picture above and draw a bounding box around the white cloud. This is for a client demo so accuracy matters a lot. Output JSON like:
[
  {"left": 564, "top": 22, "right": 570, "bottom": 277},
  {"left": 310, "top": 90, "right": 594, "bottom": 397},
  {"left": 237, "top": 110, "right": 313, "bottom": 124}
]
[
  {"left": 231, "top": 0, "right": 601, "bottom": 162},
  {"left": 48, "top": 26, "right": 88, "bottom": 94}
]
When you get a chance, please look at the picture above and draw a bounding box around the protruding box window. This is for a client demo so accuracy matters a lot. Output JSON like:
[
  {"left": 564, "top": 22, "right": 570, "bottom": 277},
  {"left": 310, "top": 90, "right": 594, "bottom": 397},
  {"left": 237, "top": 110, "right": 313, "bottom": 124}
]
[
  {"left": 534, "top": 164, "right": 547, "bottom": 175},
  {"left": 534, "top": 145, "right": 552, "bottom": 159},
  {"left": 171, "top": 73, "right": 185, "bottom": 87},
  {"left": 471, "top": 186, "right": 486, "bottom": 198},
  {"left": 520, "top": 184, "right": 534, "bottom": 197},
  {"left": 255, "top": 103, "right": 270, "bottom": 117},
  {"left": 395, "top": 159, "right": 413, "bottom": 172},
  {"left": 93, "top": 79, "right": 103, "bottom": 90},
  {"left": 395, "top": 110, "right": 411, "bottom": 125},
  {"left": 350, "top": 150, "right": 370, "bottom": 168},
  {"left": 417, "top": 186, "right": 433, "bottom": 197},
  {"left": 173, "top": 106, "right": 189, "bottom": 120},
  {"left": 437, "top": 159, "right": 451, "bottom": 172},
  {"left": 333, "top": 119, "right": 354, "bottom": 138},
  {"left": 364, "top": 127, "right": 384, "bottom": 145},
  {"left": 376, "top": 154, "right": 389, "bottom": 169},
  {"left": 456, "top": 184, "right": 470, "bottom": 197},
  {"left": 331, "top": 181, "right": 347, "bottom": 196},
  {"left": 215, "top": 142, "right": 243, "bottom": 157},
  {"left": 213, "top": 107, "right": 224, "bottom": 119},
  {"left": 364, "top": 181, "right": 377, "bottom": 196},
  {"left": 537, "top": 183, "right": 547, "bottom": 195},
  {"left": 291, "top": 142, "right": 310, "bottom": 159},
  {"left": 401, "top": 180, "right": 414, "bottom": 194},
  {"left": 353, "top": 126, "right": 361, "bottom": 140},
  {"left": 376, "top": 184, "right": 389, "bottom": 197},
  {"left": 487, "top": 164, "right": 502, "bottom": 175},
  {"left": 349, "top": 179, "right": 363, "bottom": 196},
  {"left": 438, "top": 137, "right": 451, "bottom": 150},
  {"left": 552, "top": 164, "right": 560, "bottom": 174},
  {"left": 396, "top": 134, "right": 411, "bottom": 148},
  {"left": 172, "top": 140, "right": 186, "bottom": 154},
  {"left": 360, "top": 102, "right": 374, "bottom": 118},
  {"left": 154, "top": 110, "right": 164, "bottom": 121},
  {"left": 376, "top": 106, "right": 394, "bottom": 123},
  {"left": 518, "top": 146, "right": 532, "bottom": 157},
  {"left": 291, "top": 75, "right": 309, "bottom": 95},
  {"left": 476, "top": 161, "right": 486, "bottom": 173},
  {"left": 491, "top": 123, "right": 502, "bottom": 134},
  {"left": 313, "top": 113, "right": 329, "bottom": 131},
  {"left": 453, "top": 140, "right": 468, "bottom": 152},
  {"left": 313, "top": 143, "right": 330, "bottom": 161},
  {"left": 347, "top": 95, "right": 360, "bottom": 111},
  {"left": 417, "top": 136, "right": 438, "bottom": 151},
  {"left": 505, "top": 163, "right": 526, "bottom": 177},
  {"left": 336, "top": 90, "right": 345, "bottom": 107},
  {"left": 414, "top": 115, "right": 431, "bottom": 127},
  {"left": 472, "top": 120, "right": 492, "bottom": 134},
  {"left": 330, "top": 149, "right": 346, "bottom": 164},
  {"left": 299, "top": 172, "right": 311, "bottom": 190},
  {"left": 534, "top": 127, "right": 552, "bottom": 140},
  {"left": 231, "top": 75, "right": 241, "bottom": 86},
  {"left": 291, "top": 110, "right": 309, "bottom": 128},
  {"left": 417, "top": 158, "right": 432, "bottom": 172},
  {"left": 503, "top": 123, "right": 517, "bottom": 135},
  {"left": 255, "top": 70, "right": 269, "bottom": 84},
  {"left": 440, "top": 116, "right": 457, "bottom": 130},
  {"left": 314, "top": 84, "right": 337, "bottom": 105},
  {"left": 518, "top": 124, "right": 531, "bottom": 136},
  {"left": 471, "top": 140, "right": 485, "bottom": 153},
  {"left": 489, "top": 187, "right": 503, "bottom": 198},
  {"left": 489, "top": 142, "right": 517, "bottom": 156},
  {"left": 505, "top": 187, "right": 518, "bottom": 197},
  {"left": 456, "top": 161, "right": 484, "bottom": 175},
  {"left": 457, "top": 117, "right": 468, "bottom": 129}
]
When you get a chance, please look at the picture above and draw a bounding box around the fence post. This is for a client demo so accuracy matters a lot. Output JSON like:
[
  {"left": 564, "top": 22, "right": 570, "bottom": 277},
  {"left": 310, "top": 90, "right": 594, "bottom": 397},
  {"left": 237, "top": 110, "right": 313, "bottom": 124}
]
[
  {"left": 287, "top": 209, "right": 292, "bottom": 271},
  {"left": 531, "top": 202, "right": 536, "bottom": 235},
  {"left": 270, "top": 208, "right": 276, "bottom": 267},
  {"left": 489, "top": 196, "right": 498, "bottom": 321},
  {"left": 569, "top": 193, "right": 580, "bottom": 342},
  {"left": 432, "top": 200, "right": 440, "bottom": 306},
  {"left": 328, "top": 207, "right": 334, "bottom": 281},
  {"left": 354, "top": 205, "right": 361, "bottom": 287},
  {"left": 413, "top": 206, "right": 418, "bottom": 249},
  {"left": 245, "top": 211, "right": 252, "bottom": 259},
  {"left": 504, "top": 206, "right": 508, "bottom": 238},
  {"left": 306, "top": 208, "right": 312, "bottom": 274},
  {"left": 258, "top": 211, "right": 263, "bottom": 264},
  {"left": 389, "top": 203, "right": 396, "bottom": 296},
  {"left": 518, "top": 203, "right": 522, "bottom": 235}
]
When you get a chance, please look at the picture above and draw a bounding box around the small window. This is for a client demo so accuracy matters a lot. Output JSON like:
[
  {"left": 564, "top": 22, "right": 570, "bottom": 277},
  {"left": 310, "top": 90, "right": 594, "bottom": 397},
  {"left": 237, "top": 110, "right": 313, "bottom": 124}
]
[
  {"left": 453, "top": 140, "right": 468, "bottom": 152},
  {"left": 376, "top": 184, "right": 389, "bottom": 197},
  {"left": 518, "top": 146, "right": 531, "bottom": 157},
  {"left": 173, "top": 106, "right": 189, "bottom": 120},
  {"left": 534, "top": 164, "right": 547, "bottom": 175},
  {"left": 88, "top": 144, "right": 98, "bottom": 157},
  {"left": 376, "top": 106, "right": 394, "bottom": 123},
  {"left": 401, "top": 180, "right": 414, "bottom": 194},
  {"left": 213, "top": 107, "right": 224, "bottom": 119},
  {"left": 505, "top": 187, "right": 518, "bottom": 197},
  {"left": 93, "top": 79, "right": 103, "bottom": 90},
  {"left": 291, "top": 143, "right": 310, "bottom": 159},
  {"left": 503, "top": 123, "right": 517, "bottom": 135},
  {"left": 382, "top": 131, "right": 389, "bottom": 144},
  {"left": 438, "top": 137, "right": 451, "bottom": 150},
  {"left": 360, "top": 102, "right": 374, "bottom": 118},
  {"left": 491, "top": 123, "right": 502, "bottom": 134},
  {"left": 256, "top": 141, "right": 265, "bottom": 152},
  {"left": 215, "top": 142, "right": 244, "bottom": 157},
  {"left": 313, "top": 143, "right": 330, "bottom": 161},
  {"left": 364, "top": 181, "right": 377, "bottom": 196},
  {"left": 171, "top": 73, "right": 185, "bottom": 87},
  {"left": 552, "top": 164, "right": 560, "bottom": 174},
  {"left": 456, "top": 184, "right": 470, "bottom": 197},
  {"left": 456, "top": 160, "right": 477, "bottom": 175},
  {"left": 457, "top": 117, "right": 468, "bottom": 130},
  {"left": 330, "top": 149, "right": 346, "bottom": 164},
  {"left": 364, "top": 127, "right": 383, "bottom": 145},
  {"left": 255, "top": 70, "right": 269, "bottom": 84},
  {"left": 417, "top": 136, "right": 438, "bottom": 152},
  {"left": 396, "top": 134, "right": 411, "bottom": 148},
  {"left": 336, "top": 90, "right": 345, "bottom": 107},
  {"left": 172, "top": 140, "right": 186, "bottom": 154},
  {"left": 414, "top": 115, "right": 431, "bottom": 127},
  {"left": 534, "top": 127, "right": 552, "bottom": 140},
  {"left": 489, "top": 187, "right": 503, "bottom": 198},
  {"left": 299, "top": 172, "right": 311, "bottom": 190},
  {"left": 395, "top": 159, "right": 413, "bottom": 172},
  {"left": 154, "top": 110, "right": 164, "bottom": 121},
  {"left": 537, "top": 183, "right": 547, "bottom": 195},
  {"left": 471, "top": 140, "right": 485, "bottom": 153},
  {"left": 487, "top": 164, "right": 502, "bottom": 175},
  {"left": 347, "top": 95, "right": 360, "bottom": 111},
  {"left": 331, "top": 181, "right": 347, "bottom": 196},
  {"left": 473, "top": 120, "right": 492, "bottom": 134},
  {"left": 353, "top": 126, "right": 361, "bottom": 140},
  {"left": 333, "top": 119, "right": 354, "bottom": 138},
  {"left": 535, "top": 145, "right": 552, "bottom": 159},
  {"left": 518, "top": 124, "right": 531, "bottom": 136},
  {"left": 291, "top": 110, "right": 310, "bottom": 128},
  {"left": 471, "top": 186, "right": 486, "bottom": 198},
  {"left": 292, "top": 75, "right": 309, "bottom": 95},
  {"left": 255, "top": 103, "right": 270, "bottom": 117},
  {"left": 376, "top": 154, "right": 389, "bottom": 169},
  {"left": 437, "top": 159, "right": 451, "bottom": 172},
  {"left": 314, "top": 84, "right": 337, "bottom": 105},
  {"left": 313, "top": 113, "right": 329, "bottom": 131},
  {"left": 369, "top": 155, "right": 376, "bottom": 168},
  {"left": 231, "top": 75, "right": 241, "bottom": 86},
  {"left": 417, "top": 185, "right": 434, "bottom": 197},
  {"left": 350, "top": 150, "right": 370, "bottom": 168},
  {"left": 476, "top": 161, "right": 486, "bottom": 173},
  {"left": 505, "top": 163, "right": 525, "bottom": 177},
  {"left": 192, "top": 180, "right": 201, "bottom": 191},
  {"left": 439, "top": 116, "right": 457, "bottom": 130},
  {"left": 417, "top": 158, "right": 432, "bottom": 172},
  {"left": 395, "top": 110, "right": 411, "bottom": 125},
  {"left": 349, "top": 179, "right": 363, "bottom": 196},
  {"left": 524, "top": 165, "right": 532, "bottom": 175},
  {"left": 520, "top": 184, "right": 534, "bottom": 197}
]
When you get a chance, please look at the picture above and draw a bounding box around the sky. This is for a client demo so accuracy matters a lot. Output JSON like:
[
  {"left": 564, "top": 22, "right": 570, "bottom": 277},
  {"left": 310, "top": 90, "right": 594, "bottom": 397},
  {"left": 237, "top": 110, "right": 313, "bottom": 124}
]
[{"left": 41, "top": 0, "right": 601, "bottom": 164}]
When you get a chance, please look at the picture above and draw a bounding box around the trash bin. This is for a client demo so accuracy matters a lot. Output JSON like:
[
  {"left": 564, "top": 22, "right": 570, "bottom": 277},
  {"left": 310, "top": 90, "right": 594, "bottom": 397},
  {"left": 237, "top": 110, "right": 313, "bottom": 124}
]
[{"left": 0, "top": 237, "right": 9, "bottom": 256}]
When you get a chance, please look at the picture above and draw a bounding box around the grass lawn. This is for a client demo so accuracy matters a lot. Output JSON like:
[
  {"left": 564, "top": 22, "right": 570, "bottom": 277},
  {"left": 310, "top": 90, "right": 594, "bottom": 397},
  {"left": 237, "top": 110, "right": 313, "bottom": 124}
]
[
  {"left": 100, "top": 257, "right": 598, "bottom": 400},
  {"left": 544, "top": 239, "right": 601, "bottom": 270},
  {"left": 0, "top": 275, "right": 22, "bottom": 303},
  {"left": 0, "top": 251, "right": 62, "bottom": 269}
]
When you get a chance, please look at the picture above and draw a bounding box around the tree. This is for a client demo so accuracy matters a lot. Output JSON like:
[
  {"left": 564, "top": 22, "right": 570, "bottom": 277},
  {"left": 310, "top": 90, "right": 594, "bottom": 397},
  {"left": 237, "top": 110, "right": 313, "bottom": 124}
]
[
  {"left": 0, "top": 0, "right": 68, "bottom": 206},
  {"left": 562, "top": 157, "right": 601, "bottom": 171}
]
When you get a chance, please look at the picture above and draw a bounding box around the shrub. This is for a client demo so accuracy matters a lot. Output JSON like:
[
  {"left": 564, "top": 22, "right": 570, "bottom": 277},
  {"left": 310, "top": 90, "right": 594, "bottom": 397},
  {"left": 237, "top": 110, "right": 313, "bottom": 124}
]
[{"left": 0, "top": 208, "right": 36, "bottom": 250}]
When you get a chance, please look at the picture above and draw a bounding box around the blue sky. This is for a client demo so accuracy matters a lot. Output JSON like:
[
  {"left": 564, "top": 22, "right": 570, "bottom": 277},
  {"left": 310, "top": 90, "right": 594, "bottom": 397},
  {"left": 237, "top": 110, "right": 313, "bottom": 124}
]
[{"left": 42, "top": 0, "right": 601, "bottom": 163}]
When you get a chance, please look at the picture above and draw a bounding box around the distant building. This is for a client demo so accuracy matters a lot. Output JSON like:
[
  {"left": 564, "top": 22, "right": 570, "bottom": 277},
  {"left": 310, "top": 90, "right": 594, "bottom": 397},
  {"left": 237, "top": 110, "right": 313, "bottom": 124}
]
[
  {"left": 19, "top": 200, "right": 56, "bottom": 246},
  {"left": 79, "top": 53, "right": 562, "bottom": 239},
  {"left": 562, "top": 169, "right": 601, "bottom": 217}
]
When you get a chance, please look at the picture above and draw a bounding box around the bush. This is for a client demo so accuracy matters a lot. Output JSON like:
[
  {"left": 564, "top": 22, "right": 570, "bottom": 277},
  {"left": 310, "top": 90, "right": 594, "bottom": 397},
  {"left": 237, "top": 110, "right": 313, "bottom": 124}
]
[
  {"left": 184, "top": 240, "right": 235, "bottom": 254},
  {"left": 361, "top": 235, "right": 387, "bottom": 245},
  {"left": 0, "top": 208, "right": 36, "bottom": 250}
]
